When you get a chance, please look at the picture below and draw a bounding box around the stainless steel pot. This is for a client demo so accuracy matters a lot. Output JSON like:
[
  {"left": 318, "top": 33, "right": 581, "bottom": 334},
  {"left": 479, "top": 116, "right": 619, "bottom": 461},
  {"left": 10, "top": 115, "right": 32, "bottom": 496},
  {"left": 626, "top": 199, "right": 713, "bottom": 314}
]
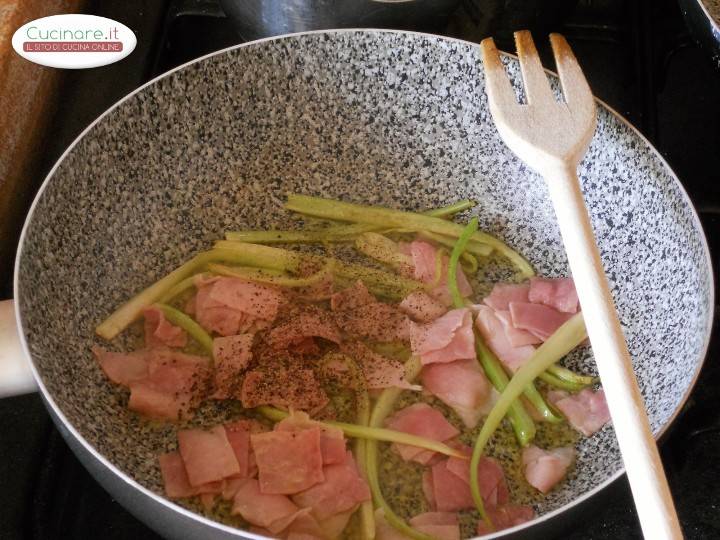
[{"left": 0, "top": 30, "right": 713, "bottom": 539}]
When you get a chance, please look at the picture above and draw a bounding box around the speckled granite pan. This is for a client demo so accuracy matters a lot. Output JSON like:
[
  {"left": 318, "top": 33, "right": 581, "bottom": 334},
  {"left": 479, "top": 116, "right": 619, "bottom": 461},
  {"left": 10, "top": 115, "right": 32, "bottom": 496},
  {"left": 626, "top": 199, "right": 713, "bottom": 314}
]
[{"left": 14, "top": 30, "right": 714, "bottom": 539}]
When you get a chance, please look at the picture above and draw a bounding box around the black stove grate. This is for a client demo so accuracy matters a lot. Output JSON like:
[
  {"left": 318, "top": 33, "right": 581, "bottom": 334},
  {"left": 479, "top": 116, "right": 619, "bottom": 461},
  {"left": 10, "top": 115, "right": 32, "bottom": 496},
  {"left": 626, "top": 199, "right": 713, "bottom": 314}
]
[{"left": 1, "top": 0, "right": 718, "bottom": 538}]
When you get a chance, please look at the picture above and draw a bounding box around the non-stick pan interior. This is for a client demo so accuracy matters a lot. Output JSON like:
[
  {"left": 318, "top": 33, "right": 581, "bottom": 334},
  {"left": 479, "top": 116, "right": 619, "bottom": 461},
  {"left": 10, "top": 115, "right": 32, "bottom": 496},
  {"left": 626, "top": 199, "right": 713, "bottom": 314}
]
[{"left": 16, "top": 30, "right": 713, "bottom": 534}]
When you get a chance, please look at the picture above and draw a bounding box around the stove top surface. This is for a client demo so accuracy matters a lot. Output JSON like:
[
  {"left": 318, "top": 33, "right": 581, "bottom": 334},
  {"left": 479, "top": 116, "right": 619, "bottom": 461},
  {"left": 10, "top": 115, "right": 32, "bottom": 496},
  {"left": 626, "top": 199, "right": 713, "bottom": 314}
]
[{"left": 1, "top": 0, "right": 718, "bottom": 538}]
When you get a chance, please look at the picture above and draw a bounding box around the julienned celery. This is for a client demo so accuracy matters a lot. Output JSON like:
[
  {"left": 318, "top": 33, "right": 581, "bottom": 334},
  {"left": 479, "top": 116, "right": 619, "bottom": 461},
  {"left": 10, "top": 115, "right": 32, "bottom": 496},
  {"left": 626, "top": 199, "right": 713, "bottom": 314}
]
[
  {"left": 158, "top": 273, "right": 209, "bottom": 303},
  {"left": 224, "top": 199, "right": 477, "bottom": 244},
  {"left": 285, "top": 194, "right": 534, "bottom": 278},
  {"left": 256, "top": 405, "right": 465, "bottom": 458},
  {"left": 355, "top": 232, "right": 413, "bottom": 269},
  {"left": 417, "top": 230, "right": 493, "bottom": 257},
  {"left": 155, "top": 303, "right": 213, "bottom": 354},
  {"left": 470, "top": 313, "right": 588, "bottom": 529},
  {"left": 96, "top": 247, "right": 296, "bottom": 340},
  {"left": 213, "top": 241, "right": 424, "bottom": 299},
  {"left": 475, "top": 337, "right": 536, "bottom": 446},
  {"left": 448, "top": 218, "right": 478, "bottom": 307},
  {"left": 207, "top": 262, "right": 331, "bottom": 288},
  {"left": 366, "top": 356, "right": 434, "bottom": 540},
  {"left": 521, "top": 382, "right": 563, "bottom": 423},
  {"left": 547, "top": 364, "right": 597, "bottom": 386},
  {"left": 539, "top": 371, "right": 589, "bottom": 392}
]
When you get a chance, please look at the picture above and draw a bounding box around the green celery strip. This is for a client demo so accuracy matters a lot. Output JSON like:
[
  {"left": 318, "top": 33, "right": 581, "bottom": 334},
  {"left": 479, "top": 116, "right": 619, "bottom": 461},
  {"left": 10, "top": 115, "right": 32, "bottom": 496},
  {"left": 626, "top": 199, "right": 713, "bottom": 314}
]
[
  {"left": 355, "top": 232, "right": 413, "bottom": 269},
  {"left": 538, "top": 371, "right": 589, "bottom": 392},
  {"left": 157, "top": 273, "right": 208, "bottom": 303},
  {"left": 225, "top": 199, "right": 477, "bottom": 244},
  {"left": 256, "top": 406, "right": 465, "bottom": 458},
  {"left": 207, "top": 262, "right": 331, "bottom": 288},
  {"left": 474, "top": 337, "right": 536, "bottom": 446},
  {"left": 213, "top": 241, "right": 424, "bottom": 299},
  {"left": 96, "top": 247, "right": 296, "bottom": 340},
  {"left": 154, "top": 303, "right": 213, "bottom": 354},
  {"left": 447, "top": 218, "right": 478, "bottom": 307},
  {"left": 547, "top": 364, "right": 597, "bottom": 386},
  {"left": 417, "top": 230, "right": 493, "bottom": 257},
  {"left": 471, "top": 313, "right": 588, "bottom": 529},
  {"left": 365, "top": 356, "right": 434, "bottom": 540},
  {"left": 285, "top": 194, "right": 534, "bottom": 278}
]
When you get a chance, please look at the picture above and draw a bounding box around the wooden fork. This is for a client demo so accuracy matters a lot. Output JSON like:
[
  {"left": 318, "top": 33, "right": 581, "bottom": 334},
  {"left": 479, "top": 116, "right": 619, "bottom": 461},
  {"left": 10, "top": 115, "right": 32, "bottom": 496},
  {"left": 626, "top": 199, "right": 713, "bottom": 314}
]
[{"left": 480, "top": 32, "right": 683, "bottom": 539}]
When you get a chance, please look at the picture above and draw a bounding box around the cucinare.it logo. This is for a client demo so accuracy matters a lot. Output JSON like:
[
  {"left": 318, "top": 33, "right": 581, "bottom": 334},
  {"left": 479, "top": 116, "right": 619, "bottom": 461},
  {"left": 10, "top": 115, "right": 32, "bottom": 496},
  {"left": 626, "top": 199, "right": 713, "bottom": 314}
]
[{"left": 12, "top": 14, "right": 136, "bottom": 69}]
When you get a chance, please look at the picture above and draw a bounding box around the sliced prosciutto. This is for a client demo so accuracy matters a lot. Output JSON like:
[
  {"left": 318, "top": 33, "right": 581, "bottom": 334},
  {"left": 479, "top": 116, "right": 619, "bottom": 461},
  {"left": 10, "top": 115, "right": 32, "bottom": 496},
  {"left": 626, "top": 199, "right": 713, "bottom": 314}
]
[
  {"left": 224, "top": 420, "right": 255, "bottom": 478},
  {"left": 336, "top": 301, "right": 411, "bottom": 342},
  {"left": 128, "top": 349, "right": 211, "bottom": 420},
  {"left": 342, "top": 341, "right": 420, "bottom": 391},
  {"left": 212, "top": 334, "right": 253, "bottom": 399},
  {"left": 251, "top": 427, "right": 324, "bottom": 494},
  {"left": 232, "top": 478, "right": 300, "bottom": 532},
  {"left": 159, "top": 451, "right": 196, "bottom": 498},
  {"left": 143, "top": 306, "right": 187, "bottom": 348},
  {"left": 522, "top": 445, "right": 575, "bottom": 494},
  {"left": 422, "top": 359, "right": 491, "bottom": 428},
  {"left": 292, "top": 452, "right": 370, "bottom": 521},
  {"left": 408, "top": 240, "right": 473, "bottom": 306},
  {"left": 93, "top": 347, "right": 149, "bottom": 386},
  {"left": 410, "top": 308, "right": 475, "bottom": 365},
  {"left": 476, "top": 504, "right": 535, "bottom": 535},
  {"left": 267, "top": 309, "right": 342, "bottom": 349},
  {"left": 508, "top": 302, "right": 574, "bottom": 341},
  {"left": 385, "top": 403, "right": 459, "bottom": 463},
  {"left": 409, "top": 512, "right": 460, "bottom": 540},
  {"left": 529, "top": 277, "right": 579, "bottom": 313},
  {"left": 483, "top": 282, "right": 530, "bottom": 311},
  {"left": 330, "top": 280, "right": 375, "bottom": 311},
  {"left": 276, "top": 410, "right": 347, "bottom": 465},
  {"left": 194, "top": 276, "right": 282, "bottom": 336},
  {"left": 475, "top": 305, "right": 535, "bottom": 372},
  {"left": 494, "top": 309, "right": 542, "bottom": 347},
  {"left": 177, "top": 426, "right": 240, "bottom": 486},
  {"left": 548, "top": 388, "right": 610, "bottom": 436},
  {"left": 399, "top": 291, "right": 447, "bottom": 323},
  {"left": 241, "top": 367, "right": 329, "bottom": 413}
]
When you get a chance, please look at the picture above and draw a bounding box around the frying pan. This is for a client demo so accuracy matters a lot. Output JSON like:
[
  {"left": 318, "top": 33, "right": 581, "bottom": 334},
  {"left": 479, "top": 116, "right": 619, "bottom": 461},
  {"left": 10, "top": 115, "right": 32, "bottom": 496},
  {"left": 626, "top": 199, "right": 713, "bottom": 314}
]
[
  {"left": 679, "top": 0, "right": 720, "bottom": 66},
  {"left": 0, "top": 30, "right": 713, "bottom": 539}
]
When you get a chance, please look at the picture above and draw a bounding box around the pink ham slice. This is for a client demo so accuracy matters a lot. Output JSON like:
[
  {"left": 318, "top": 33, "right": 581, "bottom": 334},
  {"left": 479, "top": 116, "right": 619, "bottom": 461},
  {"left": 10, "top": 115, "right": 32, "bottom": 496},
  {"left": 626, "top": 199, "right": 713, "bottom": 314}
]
[
  {"left": 483, "top": 283, "right": 530, "bottom": 311},
  {"left": 251, "top": 427, "right": 324, "bottom": 494},
  {"left": 212, "top": 334, "right": 253, "bottom": 399},
  {"left": 276, "top": 410, "right": 347, "bottom": 465},
  {"left": 194, "top": 276, "right": 282, "bottom": 336},
  {"left": 241, "top": 368, "right": 329, "bottom": 413},
  {"left": 267, "top": 310, "right": 342, "bottom": 349},
  {"left": 548, "top": 388, "right": 610, "bottom": 436},
  {"left": 409, "top": 512, "right": 460, "bottom": 540},
  {"left": 410, "top": 308, "right": 475, "bottom": 365},
  {"left": 476, "top": 504, "right": 535, "bottom": 535},
  {"left": 342, "top": 341, "right": 420, "bottom": 391},
  {"left": 128, "top": 350, "right": 211, "bottom": 420},
  {"left": 522, "top": 445, "right": 575, "bottom": 494},
  {"left": 292, "top": 452, "right": 370, "bottom": 521},
  {"left": 385, "top": 403, "right": 459, "bottom": 463},
  {"left": 223, "top": 421, "right": 253, "bottom": 478},
  {"left": 474, "top": 305, "right": 535, "bottom": 372},
  {"left": 494, "top": 310, "right": 542, "bottom": 347},
  {"left": 93, "top": 347, "right": 149, "bottom": 386},
  {"left": 409, "top": 240, "right": 473, "bottom": 306},
  {"left": 529, "top": 277, "right": 579, "bottom": 313},
  {"left": 330, "top": 280, "right": 375, "bottom": 311},
  {"left": 232, "top": 478, "right": 300, "bottom": 531},
  {"left": 317, "top": 508, "right": 355, "bottom": 539},
  {"left": 178, "top": 426, "right": 240, "bottom": 486},
  {"left": 143, "top": 306, "right": 187, "bottom": 348},
  {"left": 421, "top": 359, "right": 491, "bottom": 429},
  {"left": 376, "top": 509, "right": 411, "bottom": 540},
  {"left": 159, "top": 451, "right": 196, "bottom": 498},
  {"left": 336, "top": 302, "right": 411, "bottom": 342},
  {"left": 399, "top": 291, "right": 447, "bottom": 323},
  {"left": 508, "top": 302, "right": 574, "bottom": 341}
]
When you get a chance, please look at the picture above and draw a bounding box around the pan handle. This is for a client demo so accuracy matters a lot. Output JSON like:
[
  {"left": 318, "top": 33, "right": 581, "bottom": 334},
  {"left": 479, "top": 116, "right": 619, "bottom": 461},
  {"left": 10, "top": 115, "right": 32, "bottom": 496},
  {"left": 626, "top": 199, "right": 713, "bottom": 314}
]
[{"left": 0, "top": 299, "right": 38, "bottom": 397}]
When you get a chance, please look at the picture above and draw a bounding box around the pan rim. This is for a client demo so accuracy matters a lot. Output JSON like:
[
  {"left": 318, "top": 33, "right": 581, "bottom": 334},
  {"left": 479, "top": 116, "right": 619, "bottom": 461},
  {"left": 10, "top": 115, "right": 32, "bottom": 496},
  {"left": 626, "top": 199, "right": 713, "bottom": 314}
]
[{"left": 13, "top": 27, "right": 715, "bottom": 539}]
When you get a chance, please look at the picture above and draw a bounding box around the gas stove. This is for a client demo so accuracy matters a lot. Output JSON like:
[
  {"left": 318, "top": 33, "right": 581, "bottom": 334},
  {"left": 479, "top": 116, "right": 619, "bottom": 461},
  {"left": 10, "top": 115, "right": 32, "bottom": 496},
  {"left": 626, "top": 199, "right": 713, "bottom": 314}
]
[{"left": 1, "top": 0, "right": 718, "bottom": 538}]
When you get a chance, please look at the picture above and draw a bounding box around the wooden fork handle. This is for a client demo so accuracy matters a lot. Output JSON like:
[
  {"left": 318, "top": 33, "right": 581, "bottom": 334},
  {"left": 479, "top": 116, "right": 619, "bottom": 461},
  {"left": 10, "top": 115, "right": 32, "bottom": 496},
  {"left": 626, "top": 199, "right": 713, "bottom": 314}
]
[{"left": 545, "top": 165, "right": 683, "bottom": 540}]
